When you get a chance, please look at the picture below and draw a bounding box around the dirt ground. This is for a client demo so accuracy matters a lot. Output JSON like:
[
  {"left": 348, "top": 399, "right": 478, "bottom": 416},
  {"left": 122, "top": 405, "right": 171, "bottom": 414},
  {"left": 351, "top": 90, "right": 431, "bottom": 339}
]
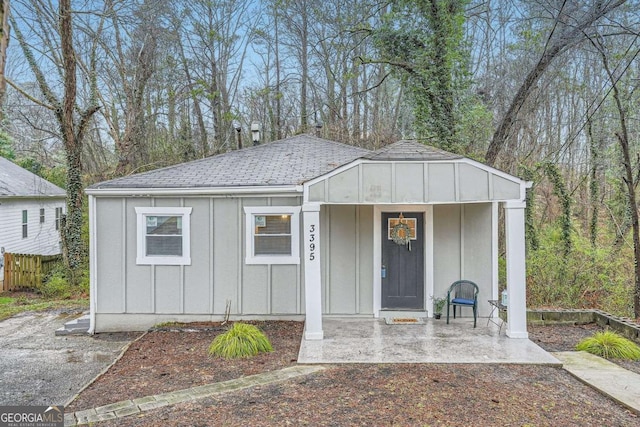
[{"left": 68, "top": 321, "right": 640, "bottom": 426}]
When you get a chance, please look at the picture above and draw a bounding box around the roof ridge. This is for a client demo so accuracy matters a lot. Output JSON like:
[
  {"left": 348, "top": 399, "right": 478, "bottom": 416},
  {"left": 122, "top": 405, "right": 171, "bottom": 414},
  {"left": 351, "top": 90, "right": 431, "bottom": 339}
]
[{"left": 365, "top": 140, "right": 462, "bottom": 161}]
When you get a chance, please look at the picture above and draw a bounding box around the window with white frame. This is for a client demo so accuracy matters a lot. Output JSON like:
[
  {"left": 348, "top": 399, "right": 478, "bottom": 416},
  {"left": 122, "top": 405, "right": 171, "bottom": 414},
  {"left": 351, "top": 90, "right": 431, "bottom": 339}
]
[
  {"left": 22, "top": 210, "right": 28, "bottom": 238},
  {"left": 135, "top": 207, "right": 192, "bottom": 265},
  {"left": 244, "top": 206, "right": 300, "bottom": 264},
  {"left": 55, "top": 207, "right": 63, "bottom": 230}
]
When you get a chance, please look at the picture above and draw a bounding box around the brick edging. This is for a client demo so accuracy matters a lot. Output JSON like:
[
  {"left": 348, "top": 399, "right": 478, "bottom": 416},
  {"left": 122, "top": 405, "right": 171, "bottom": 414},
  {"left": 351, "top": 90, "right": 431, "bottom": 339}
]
[{"left": 527, "top": 309, "right": 640, "bottom": 344}]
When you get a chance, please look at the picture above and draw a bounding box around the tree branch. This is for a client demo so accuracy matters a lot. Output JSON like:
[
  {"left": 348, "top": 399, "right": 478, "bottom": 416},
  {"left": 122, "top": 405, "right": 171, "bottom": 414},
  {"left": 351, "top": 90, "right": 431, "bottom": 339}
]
[
  {"left": 485, "top": 0, "right": 627, "bottom": 166},
  {"left": 5, "top": 78, "right": 56, "bottom": 110}
]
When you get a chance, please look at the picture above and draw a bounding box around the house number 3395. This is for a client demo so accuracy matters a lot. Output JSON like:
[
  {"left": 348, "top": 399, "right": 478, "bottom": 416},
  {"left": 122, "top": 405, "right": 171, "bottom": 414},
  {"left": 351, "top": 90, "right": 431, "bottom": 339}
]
[{"left": 309, "top": 224, "right": 316, "bottom": 261}]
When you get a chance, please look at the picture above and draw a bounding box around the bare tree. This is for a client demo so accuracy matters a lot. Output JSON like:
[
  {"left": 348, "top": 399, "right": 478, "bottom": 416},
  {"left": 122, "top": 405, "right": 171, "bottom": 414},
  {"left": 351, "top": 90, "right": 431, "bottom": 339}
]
[
  {"left": 594, "top": 35, "right": 640, "bottom": 319},
  {"left": 9, "top": 0, "right": 101, "bottom": 282},
  {"left": 0, "top": 0, "right": 9, "bottom": 121},
  {"left": 179, "top": 0, "right": 254, "bottom": 152},
  {"left": 94, "top": 0, "right": 160, "bottom": 175},
  {"left": 485, "top": 0, "right": 627, "bottom": 166}
]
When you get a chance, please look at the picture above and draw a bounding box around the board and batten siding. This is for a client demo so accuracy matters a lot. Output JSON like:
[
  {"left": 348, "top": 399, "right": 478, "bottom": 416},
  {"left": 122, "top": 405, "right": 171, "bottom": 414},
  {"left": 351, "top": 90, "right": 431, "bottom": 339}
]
[
  {"left": 317, "top": 203, "right": 492, "bottom": 317},
  {"left": 321, "top": 205, "right": 374, "bottom": 315},
  {"left": 432, "top": 203, "right": 493, "bottom": 317},
  {"left": 307, "top": 161, "right": 521, "bottom": 204},
  {"left": 93, "top": 196, "right": 303, "bottom": 331},
  {"left": 0, "top": 199, "right": 64, "bottom": 255}
]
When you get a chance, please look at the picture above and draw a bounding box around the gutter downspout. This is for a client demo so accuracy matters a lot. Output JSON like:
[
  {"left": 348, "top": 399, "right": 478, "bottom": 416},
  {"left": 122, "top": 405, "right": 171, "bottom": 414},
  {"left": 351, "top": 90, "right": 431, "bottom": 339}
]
[{"left": 88, "top": 195, "right": 97, "bottom": 334}]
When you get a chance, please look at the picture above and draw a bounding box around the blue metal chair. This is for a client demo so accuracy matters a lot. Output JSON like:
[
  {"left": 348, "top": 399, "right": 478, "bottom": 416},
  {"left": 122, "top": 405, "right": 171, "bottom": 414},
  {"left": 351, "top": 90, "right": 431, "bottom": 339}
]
[{"left": 446, "top": 280, "right": 479, "bottom": 328}]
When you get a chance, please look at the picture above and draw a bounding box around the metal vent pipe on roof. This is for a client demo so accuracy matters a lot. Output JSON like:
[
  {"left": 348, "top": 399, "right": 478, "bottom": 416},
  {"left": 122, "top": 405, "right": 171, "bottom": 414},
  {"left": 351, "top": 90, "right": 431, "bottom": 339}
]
[{"left": 251, "top": 122, "right": 260, "bottom": 146}]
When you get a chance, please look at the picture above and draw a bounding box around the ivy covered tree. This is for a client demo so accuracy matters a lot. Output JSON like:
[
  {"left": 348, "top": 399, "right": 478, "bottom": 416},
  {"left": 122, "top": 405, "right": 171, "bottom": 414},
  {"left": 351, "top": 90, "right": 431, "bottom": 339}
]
[
  {"left": 373, "top": 0, "right": 489, "bottom": 153},
  {"left": 10, "top": 0, "right": 101, "bottom": 285}
]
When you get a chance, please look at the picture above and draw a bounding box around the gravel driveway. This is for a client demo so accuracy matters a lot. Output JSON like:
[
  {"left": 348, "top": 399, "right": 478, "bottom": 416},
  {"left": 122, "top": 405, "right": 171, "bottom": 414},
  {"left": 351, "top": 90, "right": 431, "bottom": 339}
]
[{"left": 0, "top": 310, "right": 138, "bottom": 406}]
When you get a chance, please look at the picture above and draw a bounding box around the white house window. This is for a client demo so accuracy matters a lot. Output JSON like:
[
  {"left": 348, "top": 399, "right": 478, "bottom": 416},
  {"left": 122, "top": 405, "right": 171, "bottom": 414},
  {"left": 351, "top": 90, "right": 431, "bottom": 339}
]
[
  {"left": 40, "top": 208, "right": 45, "bottom": 224},
  {"left": 135, "top": 207, "right": 192, "bottom": 265},
  {"left": 22, "top": 210, "right": 28, "bottom": 238},
  {"left": 55, "top": 207, "right": 63, "bottom": 230},
  {"left": 244, "top": 206, "right": 300, "bottom": 264}
]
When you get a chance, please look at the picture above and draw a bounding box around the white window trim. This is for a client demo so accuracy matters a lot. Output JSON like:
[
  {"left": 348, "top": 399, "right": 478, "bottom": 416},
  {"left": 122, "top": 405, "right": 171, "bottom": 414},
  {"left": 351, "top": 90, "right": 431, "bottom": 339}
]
[
  {"left": 55, "top": 207, "right": 61, "bottom": 231},
  {"left": 135, "top": 207, "right": 192, "bottom": 265},
  {"left": 22, "top": 209, "right": 28, "bottom": 238},
  {"left": 244, "top": 206, "right": 301, "bottom": 265}
]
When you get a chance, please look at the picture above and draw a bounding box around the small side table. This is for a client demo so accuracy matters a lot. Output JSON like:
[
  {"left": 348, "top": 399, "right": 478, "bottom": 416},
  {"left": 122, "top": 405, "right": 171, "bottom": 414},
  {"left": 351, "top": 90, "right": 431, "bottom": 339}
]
[{"left": 487, "top": 300, "right": 507, "bottom": 334}]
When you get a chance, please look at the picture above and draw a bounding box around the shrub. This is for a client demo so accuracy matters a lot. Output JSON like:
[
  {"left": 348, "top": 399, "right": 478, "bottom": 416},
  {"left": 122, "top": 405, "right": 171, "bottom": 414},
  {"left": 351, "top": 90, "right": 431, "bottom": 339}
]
[
  {"left": 208, "top": 323, "right": 273, "bottom": 359},
  {"left": 40, "top": 270, "right": 72, "bottom": 299},
  {"left": 576, "top": 331, "right": 640, "bottom": 360},
  {"left": 39, "top": 263, "right": 89, "bottom": 299},
  {"left": 526, "top": 225, "right": 634, "bottom": 317}
]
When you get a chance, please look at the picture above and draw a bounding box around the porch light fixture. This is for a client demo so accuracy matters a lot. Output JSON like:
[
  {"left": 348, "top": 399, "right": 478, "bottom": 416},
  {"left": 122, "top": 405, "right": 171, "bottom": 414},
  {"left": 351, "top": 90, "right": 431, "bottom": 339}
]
[{"left": 251, "top": 122, "right": 260, "bottom": 146}]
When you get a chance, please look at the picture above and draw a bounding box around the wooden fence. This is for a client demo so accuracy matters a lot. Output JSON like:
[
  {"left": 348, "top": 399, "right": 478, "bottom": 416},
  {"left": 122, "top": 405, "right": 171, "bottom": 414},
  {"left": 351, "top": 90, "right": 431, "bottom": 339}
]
[{"left": 2, "top": 253, "right": 61, "bottom": 292}]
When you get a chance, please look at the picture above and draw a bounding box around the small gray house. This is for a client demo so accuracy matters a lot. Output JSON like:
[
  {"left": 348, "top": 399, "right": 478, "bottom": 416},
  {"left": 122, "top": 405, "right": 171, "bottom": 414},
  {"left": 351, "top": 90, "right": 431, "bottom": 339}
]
[{"left": 86, "top": 135, "right": 530, "bottom": 339}]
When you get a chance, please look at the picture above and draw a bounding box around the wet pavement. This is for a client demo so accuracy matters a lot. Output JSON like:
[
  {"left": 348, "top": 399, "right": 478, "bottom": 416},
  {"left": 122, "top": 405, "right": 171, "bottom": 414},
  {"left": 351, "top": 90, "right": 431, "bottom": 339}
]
[
  {"left": 298, "top": 317, "right": 561, "bottom": 364},
  {"left": 0, "top": 310, "right": 138, "bottom": 406}
]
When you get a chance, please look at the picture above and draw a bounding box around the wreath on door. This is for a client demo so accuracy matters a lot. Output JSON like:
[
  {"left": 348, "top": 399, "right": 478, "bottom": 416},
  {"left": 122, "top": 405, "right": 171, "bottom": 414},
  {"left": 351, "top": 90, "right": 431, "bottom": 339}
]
[{"left": 390, "top": 222, "right": 412, "bottom": 246}]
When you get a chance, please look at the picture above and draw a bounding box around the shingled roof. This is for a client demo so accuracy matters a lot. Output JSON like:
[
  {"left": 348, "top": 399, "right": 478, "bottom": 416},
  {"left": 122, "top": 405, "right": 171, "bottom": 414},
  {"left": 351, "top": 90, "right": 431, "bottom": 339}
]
[
  {"left": 89, "top": 134, "right": 370, "bottom": 189},
  {"left": 88, "top": 135, "right": 464, "bottom": 190},
  {"left": 366, "top": 140, "right": 462, "bottom": 161},
  {"left": 0, "top": 157, "right": 66, "bottom": 198}
]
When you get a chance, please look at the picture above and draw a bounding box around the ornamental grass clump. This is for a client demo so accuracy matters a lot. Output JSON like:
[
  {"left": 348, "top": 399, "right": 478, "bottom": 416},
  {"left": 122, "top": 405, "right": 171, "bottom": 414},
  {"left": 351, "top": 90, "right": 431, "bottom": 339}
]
[
  {"left": 576, "top": 330, "right": 640, "bottom": 360},
  {"left": 208, "top": 322, "right": 273, "bottom": 359}
]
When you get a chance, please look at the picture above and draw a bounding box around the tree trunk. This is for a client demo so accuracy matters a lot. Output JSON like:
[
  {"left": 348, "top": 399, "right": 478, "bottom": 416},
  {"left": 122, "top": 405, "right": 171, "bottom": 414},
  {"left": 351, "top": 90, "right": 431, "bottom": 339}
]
[
  {"left": 428, "top": 0, "right": 457, "bottom": 151},
  {"left": 598, "top": 37, "right": 640, "bottom": 319},
  {"left": 274, "top": 10, "right": 282, "bottom": 139},
  {"left": 586, "top": 115, "right": 600, "bottom": 247},
  {"left": 10, "top": 0, "right": 101, "bottom": 284},
  {"left": 485, "top": 0, "right": 626, "bottom": 166},
  {"left": 176, "top": 37, "right": 207, "bottom": 157},
  {"left": 60, "top": 0, "right": 89, "bottom": 283},
  {"left": 0, "top": 0, "right": 9, "bottom": 122},
  {"left": 300, "top": 2, "right": 308, "bottom": 132}
]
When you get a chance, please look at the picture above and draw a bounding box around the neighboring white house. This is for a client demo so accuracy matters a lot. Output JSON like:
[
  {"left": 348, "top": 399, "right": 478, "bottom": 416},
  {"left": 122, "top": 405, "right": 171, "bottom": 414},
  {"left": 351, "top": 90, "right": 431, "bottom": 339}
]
[
  {"left": 0, "top": 157, "right": 66, "bottom": 261},
  {"left": 86, "top": 135, "right": 530, "bottom": 340}
]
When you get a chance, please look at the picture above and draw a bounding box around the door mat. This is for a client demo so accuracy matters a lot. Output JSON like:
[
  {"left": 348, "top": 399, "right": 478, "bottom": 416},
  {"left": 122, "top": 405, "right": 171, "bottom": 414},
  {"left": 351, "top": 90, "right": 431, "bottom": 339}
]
[{"left": 384, "top": 317, "right": 425, "bottom": 325}]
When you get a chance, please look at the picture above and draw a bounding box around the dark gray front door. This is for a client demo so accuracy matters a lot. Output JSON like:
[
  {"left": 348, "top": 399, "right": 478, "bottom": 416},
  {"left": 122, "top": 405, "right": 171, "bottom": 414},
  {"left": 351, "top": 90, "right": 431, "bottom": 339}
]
[{"left": 382, "top": 212, "right": 424, "bottom": 309}]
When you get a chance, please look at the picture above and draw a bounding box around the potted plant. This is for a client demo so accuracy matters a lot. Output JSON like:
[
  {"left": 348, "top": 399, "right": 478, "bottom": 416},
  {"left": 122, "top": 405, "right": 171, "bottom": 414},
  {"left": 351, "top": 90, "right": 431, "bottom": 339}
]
[{"left": 432, "top": 296, "right": 446, "bottom": 319}]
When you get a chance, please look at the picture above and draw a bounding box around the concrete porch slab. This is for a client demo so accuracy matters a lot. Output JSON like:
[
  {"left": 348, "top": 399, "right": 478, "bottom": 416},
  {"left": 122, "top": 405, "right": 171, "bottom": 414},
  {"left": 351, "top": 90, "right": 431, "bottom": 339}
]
[{"left": 298, "top": 317, "right": 560, "bottom": 365}]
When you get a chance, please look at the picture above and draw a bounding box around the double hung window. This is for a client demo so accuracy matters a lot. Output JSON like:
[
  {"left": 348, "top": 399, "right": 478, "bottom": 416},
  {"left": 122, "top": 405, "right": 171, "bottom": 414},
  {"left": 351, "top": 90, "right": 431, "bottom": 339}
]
[
  {"left": 244, "top": 206, "right": 300, "bottom": 264},
  {"left": 55, "top": 207, "right": 63, "bottom": 230},
  {"left": 22, "top": 210, "right": 28, "bottom": 238},
  {"left": 135, "top": 207, "right": 192, "bottom": 265}
]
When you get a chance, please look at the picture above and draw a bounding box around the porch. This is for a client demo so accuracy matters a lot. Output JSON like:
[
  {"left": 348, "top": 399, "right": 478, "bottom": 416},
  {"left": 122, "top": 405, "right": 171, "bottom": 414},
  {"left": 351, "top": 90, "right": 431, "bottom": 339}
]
[
  {"left": 301, "top": 141, "right": 531, "bottom": 341},
  {"left": 298, "top": 318, "right": 560, "bottom": 364}
]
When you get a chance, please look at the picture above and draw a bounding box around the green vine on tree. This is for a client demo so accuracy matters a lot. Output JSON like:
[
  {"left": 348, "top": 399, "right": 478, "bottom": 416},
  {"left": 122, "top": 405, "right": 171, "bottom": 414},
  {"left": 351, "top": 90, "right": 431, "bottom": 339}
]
[
  {"left": 373, "top": 0, "right": 486, "bottom": 154},
  {"left": 586, "top": 116, "right": 600, "bottom": 247},
  {"left": 543, "top": 162, "right": 572, "bottom": 258},
  {"left": 520, "top": 165, "right": 538, "bottom": 251}
]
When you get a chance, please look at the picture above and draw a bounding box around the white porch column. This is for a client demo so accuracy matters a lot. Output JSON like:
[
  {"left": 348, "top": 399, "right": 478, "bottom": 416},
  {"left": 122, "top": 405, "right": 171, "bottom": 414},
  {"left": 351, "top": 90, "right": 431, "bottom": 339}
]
[
  {"left": 504, "top": 201, "right": 529, "bottom": 338},
  {"left": 303, "top": 203, "right": 323, "bottom": 340}
]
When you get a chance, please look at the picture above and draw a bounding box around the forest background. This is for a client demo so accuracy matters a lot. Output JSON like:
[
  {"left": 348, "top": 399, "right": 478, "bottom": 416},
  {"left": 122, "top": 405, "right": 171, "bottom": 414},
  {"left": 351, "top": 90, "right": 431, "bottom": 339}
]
[{"left": 0, "top": 0, "right": 638, "bottom": 319}]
